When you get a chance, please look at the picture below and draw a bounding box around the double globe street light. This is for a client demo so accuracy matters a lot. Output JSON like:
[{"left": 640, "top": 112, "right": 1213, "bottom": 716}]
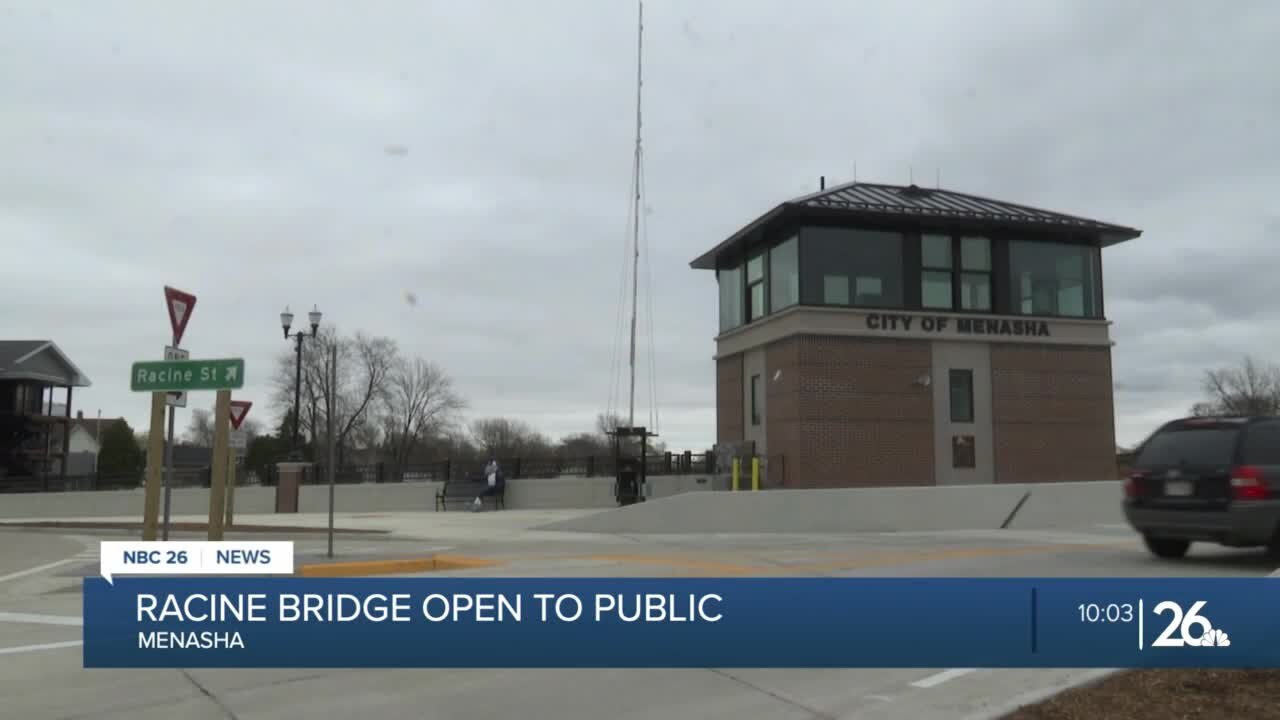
[{"left": 280, "top": 305, "right": 322, "bottom": 460}]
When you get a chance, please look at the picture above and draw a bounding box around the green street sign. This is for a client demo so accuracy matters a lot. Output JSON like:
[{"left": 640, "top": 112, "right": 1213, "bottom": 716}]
[{"left": 131, "top": 358, "right": 245, "bottom": 392}]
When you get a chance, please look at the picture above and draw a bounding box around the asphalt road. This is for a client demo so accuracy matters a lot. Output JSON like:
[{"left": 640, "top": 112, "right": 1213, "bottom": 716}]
[{"left": 0, "top": 512, "right": 1275, "bottom": 720}]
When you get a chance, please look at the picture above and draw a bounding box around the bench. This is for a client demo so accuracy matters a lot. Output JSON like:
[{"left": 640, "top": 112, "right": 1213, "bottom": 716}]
[{"left": 436, "top": 475, "right": 505, "bottom": 511}]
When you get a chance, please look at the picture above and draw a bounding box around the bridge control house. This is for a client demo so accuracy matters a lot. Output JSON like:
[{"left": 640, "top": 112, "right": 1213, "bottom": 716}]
[{"left": 691, "top": 181, "right": 1141, "bottom": 487}]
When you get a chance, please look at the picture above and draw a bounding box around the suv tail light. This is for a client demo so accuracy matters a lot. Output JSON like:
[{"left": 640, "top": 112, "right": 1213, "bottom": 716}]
[
  {"left": 1124, "top": 471, "right": 1148, "bottom": 498},
  {"left": 1230, "top": 465, "right": 1268, "bottom": 500}
]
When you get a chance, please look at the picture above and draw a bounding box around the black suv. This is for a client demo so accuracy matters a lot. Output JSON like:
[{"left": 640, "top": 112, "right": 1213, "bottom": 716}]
[{"left": 1123, "top": 416, "right": 1280, "bottom": 559}]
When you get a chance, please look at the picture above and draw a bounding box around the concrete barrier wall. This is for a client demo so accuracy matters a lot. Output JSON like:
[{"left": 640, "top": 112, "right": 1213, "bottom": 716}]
[
  {"left": 0, "top": 475, "right": 727, "bottom": 519},
  {"left": 538, "top": 480, "right": 1124, "bottom": 535},
  {"left": 0, "top": 476, "right": 1120, "bottom": 532},
  {"left": 1005, "top": 480, "right": 1124, "bottom": 529}
]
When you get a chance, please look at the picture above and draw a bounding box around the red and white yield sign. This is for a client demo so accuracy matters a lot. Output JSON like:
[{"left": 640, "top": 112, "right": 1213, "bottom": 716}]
[
  {"left": 229, "top": 401, "right": 252, "bottom": 430},
  {"left": 164, "top": 286, "right": 197, "bottom": 346}
]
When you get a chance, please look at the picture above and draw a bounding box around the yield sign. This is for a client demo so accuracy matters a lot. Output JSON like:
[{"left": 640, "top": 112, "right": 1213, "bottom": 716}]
[
  {"left": 229, "top": 400, "right": 252, "bottom": 430},
  {"left": 164, "top": 286, "right": 197, "bottom": 346}
]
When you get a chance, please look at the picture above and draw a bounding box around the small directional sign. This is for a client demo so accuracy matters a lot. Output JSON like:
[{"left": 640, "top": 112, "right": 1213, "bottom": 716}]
[
  {"left": 163, "top": 286, "right": 197, "bottom": 347},
  {"left": 230, "top": 430, "right": 248, "bottom": 450},
  {"left": 229, "top": 400, "right": 252, "bottom": 430},
  {"left": 131, "top": 358, "right": 245, "bottom": 392},
  {"left": 164, "top": 346, "right": 189, "bottom": 407}
]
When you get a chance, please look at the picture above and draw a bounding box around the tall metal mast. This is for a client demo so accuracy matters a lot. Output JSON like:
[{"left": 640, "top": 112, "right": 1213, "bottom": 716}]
[{"left": 627, "top": 0, "right": 644, "bottom": 428}]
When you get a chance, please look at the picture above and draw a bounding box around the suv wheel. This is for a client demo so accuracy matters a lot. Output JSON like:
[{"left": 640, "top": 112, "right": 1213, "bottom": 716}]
[{"left": 1143, "top": 535, "right": 1191, "bottom": 559}]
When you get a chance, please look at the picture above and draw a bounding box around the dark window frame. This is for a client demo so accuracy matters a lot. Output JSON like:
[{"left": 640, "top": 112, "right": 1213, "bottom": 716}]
[
  {"left": 798, "top": 225, "right": 907, "bottom": 310},
  {"left": 768, "top": 234, "right": 800, "bottom": 312},
  {"left": 1006, "top": 238, "right": 1104, "bottom": 320},
  {"left": 746, "top": 249, "right": 768, "bottom": 322},
  {"left": 750, "top": 374, "right": 761, "bottom": 426},
  {"left": 949, "top": 369, "right": 974, "bottom": 423},
  {"left": 920, "top": 234, "right": 992, "bottom": 312}
]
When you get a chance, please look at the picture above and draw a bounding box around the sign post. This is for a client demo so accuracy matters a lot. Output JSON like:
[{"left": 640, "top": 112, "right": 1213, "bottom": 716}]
[
  {"left": 142, "top": 393, "right": 166, "bottom": 541},
  {"left": 208, "top": 391, "right": 231, "bottom": 541},
  {"left": 225, "top": 400, "right": 252, "bottom": 528},
  {"left": 161, "top": 345, "right": 189, "bottom": 541},
  {"left": 131, "top": 356, "right": 245, "bottom": 541},
  {"left": 327, "top": 344, "right": 337, "bottom": 559},
  {"left": 144, "top": 286, "right": 197, "bottom": 542}
]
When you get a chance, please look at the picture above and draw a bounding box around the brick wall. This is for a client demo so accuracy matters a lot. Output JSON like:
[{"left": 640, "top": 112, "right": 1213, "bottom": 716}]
[
  {"left": 716, "top": 354, "right": 744, "bottom": 445},
  {"left": 784, "top": 335, "right": 935, "bottom": 488},
  {"left": 990, "top": 344, "right": 1115, "bottom": 482}
]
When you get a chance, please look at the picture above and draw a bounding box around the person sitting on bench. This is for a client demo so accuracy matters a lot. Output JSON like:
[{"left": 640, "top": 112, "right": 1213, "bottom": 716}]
[{"left": 473, "top": 458, "right": 504, "bottom": 510}]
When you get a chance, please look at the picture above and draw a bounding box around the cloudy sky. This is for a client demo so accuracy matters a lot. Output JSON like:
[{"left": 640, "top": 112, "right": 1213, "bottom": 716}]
[{"left": 4, "top": 1, "right": 1277, "bottom": 452}]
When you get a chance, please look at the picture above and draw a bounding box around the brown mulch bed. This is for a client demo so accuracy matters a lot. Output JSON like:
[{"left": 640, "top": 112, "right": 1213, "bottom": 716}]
[
  {"left": 0, "top": 520, "right": 386, "bottom": 534},
  {"left": 1002, "top": 669, "right": 1280, "bottom": 719}
]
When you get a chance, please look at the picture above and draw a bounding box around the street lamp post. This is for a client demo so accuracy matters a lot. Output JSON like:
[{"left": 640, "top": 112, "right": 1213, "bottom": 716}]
[{"left": 280, "top": 305, "right": 322, "bottom": 460}]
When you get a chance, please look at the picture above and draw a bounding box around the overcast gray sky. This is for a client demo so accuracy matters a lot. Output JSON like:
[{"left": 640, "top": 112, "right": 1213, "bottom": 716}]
[{"left": 4, "top": 1, "right": 1278, "bottom": 452}]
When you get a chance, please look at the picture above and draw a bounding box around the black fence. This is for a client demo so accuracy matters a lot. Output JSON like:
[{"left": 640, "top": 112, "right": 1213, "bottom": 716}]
[
  {"left": 0, "top": 466, "right": 247, "bottom": 494},
  {"left": 0, "top": 472, "right": 145, "bottom": 493},
  {"left": 0, "top": 450, "right": 790, "bottom": 492},
  {"left": 260, "top": 450, "right": 719, "bottom": 487}
]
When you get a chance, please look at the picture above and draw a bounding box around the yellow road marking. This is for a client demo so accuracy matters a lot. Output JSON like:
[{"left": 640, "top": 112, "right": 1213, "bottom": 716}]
[{"left": 298, "top": 554, "right": 500, "bottom": 577}]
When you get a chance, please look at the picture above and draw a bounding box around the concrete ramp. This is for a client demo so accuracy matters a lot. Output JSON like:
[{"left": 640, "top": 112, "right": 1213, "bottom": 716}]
[{"left": 536, "top": 481, "right": 1124, "bottom": 535}]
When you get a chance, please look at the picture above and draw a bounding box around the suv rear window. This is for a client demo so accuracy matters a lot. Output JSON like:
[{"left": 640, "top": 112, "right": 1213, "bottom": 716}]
[{"left": 1135, "top": 427, "right": 1240, "bottom": 468}]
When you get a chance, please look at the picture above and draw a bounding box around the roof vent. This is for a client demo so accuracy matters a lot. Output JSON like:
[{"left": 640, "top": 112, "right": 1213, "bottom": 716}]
[{"left": 899, "top": 184, "right": 933, "bottom": 198}]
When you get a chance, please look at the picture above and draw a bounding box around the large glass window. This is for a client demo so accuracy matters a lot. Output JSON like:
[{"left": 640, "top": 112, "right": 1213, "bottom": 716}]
[
  {"left": 769, "top": 236, "right": 799, "bottom": 311},
  {"left": 747, "top": 252, "right": 767, "bottom": 321},
  {"left": 922, "top": 234, "right": 991, "bottom": 311},
  {"left": 959, "top": 236, "right": 992, "bottom": 311},
  {"left": 921, "top": 234, "right": 953, "bottom": 309},
  {"left": 718, "top": 263, "right": 743, "bottom": 332},
  {"left": 1008, "top": 240, "right": 1101, "bottom": 317},
  {"left": 800, "top": 227, "right": 904, "bottom": 307}
]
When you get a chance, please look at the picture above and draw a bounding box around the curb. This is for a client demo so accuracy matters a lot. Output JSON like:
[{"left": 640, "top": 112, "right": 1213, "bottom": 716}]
[
  {"left": 297, "top": 554, "right": 500, "bottom": 577},
  {"left": 961, "top": 668, "right": 1122, "bottom": 720}
]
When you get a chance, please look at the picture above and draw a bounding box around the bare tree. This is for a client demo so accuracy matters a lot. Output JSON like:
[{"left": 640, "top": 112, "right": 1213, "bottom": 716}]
[
  {"left": 595, "top": 412, "right": 626, "bottom": 437},
  {"left": 183, "top": 408, "right": 214, "bottom": 447},
  {"left": 381, "top": 357, "right": 466, "bottom": 473},
  {"left": 271, "top": 327, "right": 398, "bottom": 465},
  {"left": 240, "top": 417, "right": 264, "bottom": 440},
  {"left": 1193, "top": 356, "right": 1280, "bottom": 416},
  {"left": 350, "top": 418, "right": 383, "bottom": 463},
  {"left": 469, "top": 417, "right": 551, "bottom": 459}
]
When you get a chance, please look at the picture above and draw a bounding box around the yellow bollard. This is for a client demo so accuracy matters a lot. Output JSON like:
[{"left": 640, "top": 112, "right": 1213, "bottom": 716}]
[
  {"left": 731, "top": 458, "right": 740, "bottom": 491},
  {"left": 751, "top": 457, "right": 760, "bottom": 491}
]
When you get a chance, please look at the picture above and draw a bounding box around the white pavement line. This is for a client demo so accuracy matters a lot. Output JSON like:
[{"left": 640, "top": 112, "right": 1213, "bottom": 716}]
[
  {"left": 0, "top": 558, "right": 79, "bottom": 583},
  {"left": 910, "top": 668, "right": 977, "bottom": 689},
  {"left": 0, "top": 640, "right": 83, "bottom": 657},
  {"left": 0, "top": 612, "right": 83, "bottom": 626}
]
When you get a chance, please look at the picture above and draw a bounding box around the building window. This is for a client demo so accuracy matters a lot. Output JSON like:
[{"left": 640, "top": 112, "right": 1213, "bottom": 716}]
[
  {"left": 747, "top": 252, "right": 767, "bottom": 321},
  {"left": 949, "top": 369, "right": 973, "bottom": 423},
  {"left": 718, "top": 263, "right": 743, "bottom": 332},
  {"left": 1008, "top": 240, "right": 1101, "bottom": 318},
  {"left": 800, "top": 227, "right": 904, "bottom": 307},
  {"left": 959, "top": 236, "right": 992, "bottom": 311},
  {"left": 922, "top": 234, "right": 991, "bottom": 311},
  {"left": 769, "top": 235, "right": 799, "bottom": 311},
  {"left": 921, "top": 234, "right": 953, "bottom": 309},
  {"left": 750, "top": 374, "right": 761, "bottom": 426}
]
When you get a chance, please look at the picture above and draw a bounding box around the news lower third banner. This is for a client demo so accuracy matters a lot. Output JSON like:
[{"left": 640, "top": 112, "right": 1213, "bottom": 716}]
[{"left": 83, "top": 577, "right": 1280, "bottom": 668}]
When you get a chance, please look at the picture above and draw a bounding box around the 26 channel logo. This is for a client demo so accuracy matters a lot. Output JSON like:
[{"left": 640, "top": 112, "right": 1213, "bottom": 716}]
[
  {"left": 1079, "top": 599, "right": 1231, "bottom": 650},
  {"left": 1149, "top": 600, "right": 1230, "bottom": 648}
]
